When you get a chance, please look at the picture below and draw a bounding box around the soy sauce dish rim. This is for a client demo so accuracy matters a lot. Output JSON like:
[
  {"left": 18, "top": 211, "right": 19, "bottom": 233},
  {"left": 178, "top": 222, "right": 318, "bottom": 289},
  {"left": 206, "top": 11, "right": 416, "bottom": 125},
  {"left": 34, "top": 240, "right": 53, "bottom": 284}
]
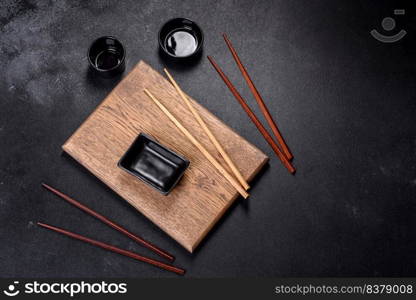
[
  {"left": 117, "top": 133, "right": 190, "bottom": 195},
  {"left": 88, "top": 36, "right": 126, "bottom": 73},
  {"left": 158, "top": 17, "right": 204, "bottom": 59}
]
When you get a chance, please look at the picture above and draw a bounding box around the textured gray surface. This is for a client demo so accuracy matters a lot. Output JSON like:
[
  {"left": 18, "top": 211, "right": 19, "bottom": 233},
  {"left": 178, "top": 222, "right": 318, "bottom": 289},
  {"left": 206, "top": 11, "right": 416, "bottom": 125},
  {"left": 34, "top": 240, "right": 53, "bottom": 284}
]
[{"left": 0, "top": 0, "right": 415, "bottom": 277}]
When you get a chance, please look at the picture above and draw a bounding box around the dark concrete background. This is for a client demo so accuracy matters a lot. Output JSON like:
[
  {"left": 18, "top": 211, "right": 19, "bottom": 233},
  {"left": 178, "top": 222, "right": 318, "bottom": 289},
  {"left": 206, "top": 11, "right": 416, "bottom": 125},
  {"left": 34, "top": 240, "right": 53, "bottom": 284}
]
[{"left": 1, "top": 0, "right": 415, "bottom": 277}]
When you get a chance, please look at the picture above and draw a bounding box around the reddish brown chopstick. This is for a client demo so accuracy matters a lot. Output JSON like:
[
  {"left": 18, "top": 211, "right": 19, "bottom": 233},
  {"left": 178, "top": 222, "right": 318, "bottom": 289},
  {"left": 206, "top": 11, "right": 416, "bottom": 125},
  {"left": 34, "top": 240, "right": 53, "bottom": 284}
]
[
  {"left": 37, "top": 222, "right": 185, "bottom": 275},
  {"left": 207, "top": 56, "right": 295, "bottom": 174},
  {"left": 41, "top": 183, "right": 174, "bottom": 262},
  {"left": 223, "top": 33, "right": 293, "bottom": 161}
]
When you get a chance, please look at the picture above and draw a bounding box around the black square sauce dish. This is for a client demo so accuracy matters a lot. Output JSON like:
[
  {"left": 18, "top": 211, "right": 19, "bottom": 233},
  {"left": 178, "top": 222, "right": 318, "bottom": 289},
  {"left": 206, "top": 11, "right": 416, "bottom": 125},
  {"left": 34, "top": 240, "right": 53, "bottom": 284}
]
[{"left": 118, "top": 134, "right": 190, "bottom": 195}]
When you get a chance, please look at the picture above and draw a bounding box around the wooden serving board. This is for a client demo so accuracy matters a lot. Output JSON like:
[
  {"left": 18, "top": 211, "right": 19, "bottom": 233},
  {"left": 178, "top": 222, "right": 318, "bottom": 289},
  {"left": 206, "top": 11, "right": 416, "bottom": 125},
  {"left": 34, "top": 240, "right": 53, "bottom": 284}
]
[{"left": 63, "top": 61, "right": 268, "bottom": 252}]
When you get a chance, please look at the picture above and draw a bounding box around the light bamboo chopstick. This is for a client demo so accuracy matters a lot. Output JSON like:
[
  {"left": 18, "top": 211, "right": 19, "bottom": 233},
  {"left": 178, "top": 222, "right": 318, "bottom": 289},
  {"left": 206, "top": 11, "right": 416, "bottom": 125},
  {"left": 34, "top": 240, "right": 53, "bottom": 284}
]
[
  {"left": 164, "top": 68, "right": 250, "bottom": 191},
  {"left": 143, "top": 88, "right": 249, "bottom": 199}
]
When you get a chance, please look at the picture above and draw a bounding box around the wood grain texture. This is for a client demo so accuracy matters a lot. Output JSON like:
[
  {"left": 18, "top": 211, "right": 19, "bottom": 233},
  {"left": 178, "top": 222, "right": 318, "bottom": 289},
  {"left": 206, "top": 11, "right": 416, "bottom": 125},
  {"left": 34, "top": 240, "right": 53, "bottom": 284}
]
[
  {"left": 143, "top": 88, "right": 249, "bottom": 199},
  {"left": 62, "top": 61, "right": 268, "bottom": 252},
  {"left": 163, "top": 68, "right": 250, "bottom": 191}
]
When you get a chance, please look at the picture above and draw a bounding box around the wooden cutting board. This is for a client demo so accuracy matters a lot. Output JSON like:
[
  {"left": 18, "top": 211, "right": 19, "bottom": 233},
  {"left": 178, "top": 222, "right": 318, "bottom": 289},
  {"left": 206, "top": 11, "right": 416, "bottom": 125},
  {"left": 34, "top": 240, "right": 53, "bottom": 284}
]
[{"left": 63, "top": 61, "right": 268, "bottom": 252}]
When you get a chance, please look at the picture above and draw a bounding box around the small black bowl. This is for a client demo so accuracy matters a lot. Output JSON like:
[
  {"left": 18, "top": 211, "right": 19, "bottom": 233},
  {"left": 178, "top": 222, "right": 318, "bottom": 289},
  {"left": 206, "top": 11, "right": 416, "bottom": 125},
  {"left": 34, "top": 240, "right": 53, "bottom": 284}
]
[
  {"left": 118, "top": 133, "right": 190, "bottom": 195},
  {"left": 158, "top": 18, "right": 204, "bottom": 60},
  {"left": 88, "top": 36, "right": 125, "bottom": 77}
]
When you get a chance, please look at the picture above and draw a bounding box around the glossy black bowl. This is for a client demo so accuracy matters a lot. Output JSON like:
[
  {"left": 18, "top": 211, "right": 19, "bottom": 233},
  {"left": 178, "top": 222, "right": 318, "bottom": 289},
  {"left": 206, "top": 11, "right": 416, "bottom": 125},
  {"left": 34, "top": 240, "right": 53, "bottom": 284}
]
[
  {"left": 158, "top": 18, "right": 204, "bottom": 60},
  {"left": 118, "top": 133, "right": 190, "bottom": 195},
  {"left": 88, "top": 36, "right": 125, "bottom": 77}
]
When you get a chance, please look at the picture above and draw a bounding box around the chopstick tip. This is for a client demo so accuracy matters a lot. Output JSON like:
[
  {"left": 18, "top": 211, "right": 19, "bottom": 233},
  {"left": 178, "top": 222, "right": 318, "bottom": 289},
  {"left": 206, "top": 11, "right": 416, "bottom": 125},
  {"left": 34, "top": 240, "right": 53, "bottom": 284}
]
[
  {"left": 287, "top": 164, "right": 296, "bottom": 174},
  {"left": 41, "top": 182, "right": 52, "bottom": 191}
]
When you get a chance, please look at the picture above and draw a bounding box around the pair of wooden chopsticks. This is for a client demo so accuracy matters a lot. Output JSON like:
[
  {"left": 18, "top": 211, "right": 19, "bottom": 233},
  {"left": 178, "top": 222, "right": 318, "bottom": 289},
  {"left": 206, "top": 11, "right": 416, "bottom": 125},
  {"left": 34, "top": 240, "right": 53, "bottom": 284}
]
[
  {"left": 208, "top": 34, "right": 295, "bottom": 174},
  {"left": 38, "top": 183, "right": 185, "bottom": 275},
  {"left": 144, "top": 70, "right": 250, "bottom": 199}
]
